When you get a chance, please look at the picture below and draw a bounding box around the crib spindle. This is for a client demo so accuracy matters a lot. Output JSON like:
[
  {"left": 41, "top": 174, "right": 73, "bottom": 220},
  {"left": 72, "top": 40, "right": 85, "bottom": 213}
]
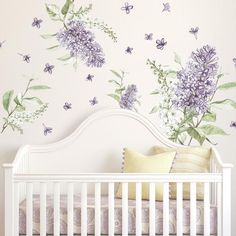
[
  {"left": 149, "top": 182, "right": 155, "bottom": 236},
  {"left": 26, "top": 183, "right": 33, "bottom": 236},
  {"left": 40, "top": 183, "right": 47, "bottom": 236},
  {"left": 122, "top": 182, "right": 128, "bottom": 236},
  {"left": 54, "top": 183, "right": 60, "bottom": 236},
  {"left": 190, "top": 182, "right": 197, "bottom": 236},
  {"left": 108, "top": 182, "right": 115, "bottom": 236},
  {"left": 67, "top": 183, "right": 74, "bottom": 236},
  {"left": 14, "top": 183, "right": 19, "bottom": 236},
  {"left": 95, "top": 183, "right": 101, "bottom": 236},
  {"left": 176, "top": 182, "right": 183, "bottom": 236},
  {"left": 81, "top": 183, "right": 87, "bottom": 236},
  {"left": 135, "top": 182, "right": 142, "bottom": 236},
  {"left": 204, "top": 182, "right": 210, "bottom": 236},
  {"left": 163, "top": 182, "right": 169, "bottom": 236},
  {"left": 217, "top": 182, "right": 222, "bottom": 236}
]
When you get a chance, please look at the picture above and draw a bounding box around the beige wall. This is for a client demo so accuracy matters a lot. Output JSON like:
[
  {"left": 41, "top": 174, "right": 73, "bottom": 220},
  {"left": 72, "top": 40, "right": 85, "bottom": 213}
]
[{"left": 0, "top": 0, "right": 236, "bottom": 235}]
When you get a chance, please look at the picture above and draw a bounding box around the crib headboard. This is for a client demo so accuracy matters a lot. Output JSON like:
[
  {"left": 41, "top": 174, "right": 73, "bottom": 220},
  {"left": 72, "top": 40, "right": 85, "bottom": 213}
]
[{"left": 14, "top": 109, "right": 182, "bottom": 174}]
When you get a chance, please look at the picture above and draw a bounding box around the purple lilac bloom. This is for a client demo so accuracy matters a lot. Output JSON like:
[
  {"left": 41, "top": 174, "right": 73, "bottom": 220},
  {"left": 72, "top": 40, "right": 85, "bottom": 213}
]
[
  {"left": 119, "top": 84, "right": 138, "bottom": 110},
  {"left": 42, "top": 123, "right": 53, "bottom": 136},
  {"left": 32, "top": 17, "right": 43, "bottom": 28},
  {"left": 230, "top": 121, "right": 236, "bottom": 128},
  {"left": 233, "top": 58, "right": 236, "bottom": 67},
  {"left": 57, "top": 20, "right": 105, "bottom": 68},
  {"left": 0, "top": 40, "right": 5, "bottom": 48},
  {"left": 174, "top": 45, "right": 219, "bottom": 114},
  {"left": 162, "top": 3, "right": 170, "bottom": 12},
  {"left": 86, "top": 74, "right": 94, "bottom": 82}
]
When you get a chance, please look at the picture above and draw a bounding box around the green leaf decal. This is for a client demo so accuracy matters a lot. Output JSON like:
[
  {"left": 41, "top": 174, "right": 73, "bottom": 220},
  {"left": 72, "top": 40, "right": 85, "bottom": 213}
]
[
  {"left": 199, "top": 124, "right": 228, "bottom": 136},
  {"left": 14, "top": 96, "right": 22, "bottom": 106},
  {"left": 202, "top": 112, "right": 216, "bottom": 122},
  {"left": 41, "top": 33, "right": 57, "bottom": 39},
  {"left": 23, "top": 97, "right": 43, "bottom": 105},
  {"left": 57, "top": 54, "right": 72, "bottom": 61},
  {"left": 108, "top": 94, "right": 120, "bottom": 102},
  {"left": 47, "top": 45, "right": 60, "bottom": 50},
  {"left": 110, "top": 70, "right": 123, "bottom": 79},
  {"left": 150, "top": 89, "right": 159, "bottom": 95},
  {"left": 45, "top": 4, "right": 61, "bottom": 21},
  {"left": 187, "top": 127, "right": 205, "bottom": 145},
  {"left": 211, "top": 99, "right": 236, "bottom": 109},
  {"left": 28, "top": 85, "right": 51, "bottom": 90},
  {"left": 150, "top": 106, "right": 158, "bottom": 114},
  {"left": 174, "top": 52, "right": 182, "bottom": 65},
  {"left": 2, "top": 90, "right": 14, "bottom": 113},
  {"left": 61, "top": 0, "right": 72, "bottom": 15},
  {"left": 108, "top": 80, "right": 121, "bottom": 86},
  {"left": 217, "top": 82, "right": 236, "bottom": 90}
]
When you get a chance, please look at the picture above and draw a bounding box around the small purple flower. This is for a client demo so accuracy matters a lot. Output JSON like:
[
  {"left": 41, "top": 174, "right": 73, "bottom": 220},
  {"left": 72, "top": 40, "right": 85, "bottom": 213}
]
[
  {"left": 156, "top": 38, "right": 167, "bottom": 50},
  {"left": 189, "top": 27, "right": 199, "bottom": 40},
  {"left": 86, "top": 74, "right": 94, "bottom": 82},
  {"left": 18, "top": 53, "right": 31, "bottom": 63},
  {"left": 32, "top": 17, "right": 43, "bottom": 28},
  {"left": 233, "top": 58, "right": 236, "bottom": 68},
  {"left": 0, "top": 40, "right": 5, "bottom": 48},
  {"left": 63, "top": 102, "right": 72, "bottom": 110},
  {"left": 89, "top": 97, "right": 98, "bottom": 106},
  {"left": 121, "top": 2, "right": 134, "bottom": 14},
  {"left": 44, "top": 63, "right": 54, "bottom": 74},
  {"left": 162, "top": 2, "right": 170, "bottom": 12},
  {"left": 119, "top": 84, "right": 138, "bottom": 110},
  {"left": 230, "top": 121, "right": 236, "bottom": 128},
  {"left": 42, "top": 123, "right": 53, "bottom": 136},
  {"left": 125, "top": 46, "right": 133, "bottom": 54},
  {"left": 145, "top": 33, "right": 153, "bottom": 40}
]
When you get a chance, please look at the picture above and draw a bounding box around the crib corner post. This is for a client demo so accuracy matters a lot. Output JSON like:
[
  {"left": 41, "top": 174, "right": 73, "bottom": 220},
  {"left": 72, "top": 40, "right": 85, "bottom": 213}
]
[
  {"left": 3, "top": 164, "right": 14, "bottom": 236},
  {"left": 222, "top": 167, "right": 232, "bottom": 236}
]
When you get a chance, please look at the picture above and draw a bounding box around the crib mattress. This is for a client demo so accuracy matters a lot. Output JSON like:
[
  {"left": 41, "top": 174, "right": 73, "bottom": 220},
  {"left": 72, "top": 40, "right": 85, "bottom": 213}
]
[{"left": 19, "top": 194, "right": 217, "bottom": 235}]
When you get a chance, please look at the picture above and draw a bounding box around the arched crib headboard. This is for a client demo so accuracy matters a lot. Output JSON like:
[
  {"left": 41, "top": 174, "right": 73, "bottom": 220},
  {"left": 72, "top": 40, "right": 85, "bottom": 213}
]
[{"left": 14, "top": 108, "right": 182, "bottom": 174}]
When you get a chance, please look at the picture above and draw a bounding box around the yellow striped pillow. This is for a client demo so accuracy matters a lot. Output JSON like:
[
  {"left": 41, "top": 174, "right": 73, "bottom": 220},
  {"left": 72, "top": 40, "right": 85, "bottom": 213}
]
[{"left": 153, "top": 146, "right": 211, "bottom": 200}]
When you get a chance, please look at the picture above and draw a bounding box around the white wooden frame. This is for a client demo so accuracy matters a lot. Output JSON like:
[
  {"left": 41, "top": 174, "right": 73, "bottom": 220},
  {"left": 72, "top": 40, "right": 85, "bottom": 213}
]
[{"left": 3, "top": 108, "right": 233, "bottom": 236}]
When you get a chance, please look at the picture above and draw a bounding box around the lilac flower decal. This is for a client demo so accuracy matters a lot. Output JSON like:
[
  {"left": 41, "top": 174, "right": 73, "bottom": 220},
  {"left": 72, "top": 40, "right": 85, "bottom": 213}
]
[
  {"left": 230, "top": 121, "right": 236, "bottom": 128},
  {"left": 174, "top": 45, "right": 218, "bottom": 114},
  {"left": 0, "top": 40, "right": 5, "bottom": 48},
  {"left": 145, "top": 33, "right": 153, "bottom": 40},
  {"left": 86, "top": 74, "right": 94, "bottom": 82},
  {"left": 57, "top": 20, "right": 105, "bottom": 68},
  {"left": 119, "top": 85, "right": 138, "bottom": 110},
  {"left": 63, "top": 102, "right": 72, "bottom": 110},
  {"left": 32, "top": 17, "right": 43, "bottom": 28},
  {"left": 233, "top": 58, "right": 236, "bottom": 68},
  {"left": 125, "top": 46, "right": 133, "bottom": 54},
  {"left": 189, "top": 27, "right": 199, "bottom": 40},
  {"left": 89, "top": 97, "right": 98, "bottom": 106},
  {"left": 121, "top": 2, "right": 134, "bottom": 14},
  {"left": 162, "top": 3, "right": 170, "bottom": 12},
  {"left": 44, "top": 63, "right": 54, "bottom": 74},
  {"left": 42, "top": 123, "right": 53, "bottom": 136},
  {"left": 18, "top": 53, "right": 31, "bottom": 63},
  {"left": 156, "top": 38, "right": 167, "bottom": 50}
]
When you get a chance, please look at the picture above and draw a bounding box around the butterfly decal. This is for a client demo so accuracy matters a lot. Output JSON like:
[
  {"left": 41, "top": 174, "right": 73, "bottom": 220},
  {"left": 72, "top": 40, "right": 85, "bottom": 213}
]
[
  {"left": 42, "top": 123, "right": 53, "bottom": 136},
  {"left": 162, "top": 2, "right": 170, "bottom": 12},
  {"left": 44, "top": 63, "right": 55, "bottom": 74},
  {"left": 232, "top": 58, "right": 236, "bottom": 68},
  {"left": 0, "top": 40, "right": 5, "bottom": 48},
  {"left": 63, "top": 102, "right": 72, "bottom": 110},
  {"left": 156, "top": 38, "right": 167, "bottom": 50},
  {"left": 145, "top": 33, "right": 153, "bottom": 40},
  {"left": 32, "top": 17, "right": 43, "bottom": 28},
  {"left": 18, "top": 53, "right": 31, "bottom": 63},
  {"left": 230, "top": 121, "right": 236, "bottom": 128},
  {"left": 125, "top": 46, "right": 133, "bottom": 54},
  {"left": 189, "top": 27, "right": 199, "bottom": 40},
  {"left": 89, "top": 97, "right": 98, "bottom": 106},
  {"left": 121, "top": 2, "right": 134, "bottom": 14},
  {"left": 86, "top": 74, "right": 94, "bottom": 82}
]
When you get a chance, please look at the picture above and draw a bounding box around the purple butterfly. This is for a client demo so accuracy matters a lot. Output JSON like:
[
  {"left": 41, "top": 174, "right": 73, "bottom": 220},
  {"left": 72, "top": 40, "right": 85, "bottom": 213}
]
[
  {"left": 162, "top": 2, "right": 170, "bottom": 12},
  {"left": 18, "top": 53, "right": 31, "bottom": 63},
  {"left": 125, "top": 46, "right": 133, "bottom": 54},
  {"left": 89, "top": 97, "right": 98, "bottom": 106},
  {"left": 156, "top": 38, "right": 167, "bottom": 50},
  {"left": 32, "top": 17, "right": 43, "bottom": 28},
  {"left": 44, "top": 63, "right": 54, "bottom": 74},
  {"left": 86, "top": 74, "right": 94, "bottom": 82},
  {"left": 121, "top": 2, "right": 134, "bottom": 14},
  {"left": 189, "top": 27, "right": 199, "bottom": 40},
  {"left": 42, "top": 123, "right": 53, "bottom": 136},
  {"left": 0, "top": 40, "right": 5, "bottom": 48},
  {"left": 63, "top": 102, "right": 72, "bottom": 110},
  {"left": 230, "top": 121, "right": 236, "bottom": 128},
  {"left": 145, "top": 33, "right": 153, "bottom": 40},
  {"left": 232, "top": 58, "right": 236, "bottom": 68}
]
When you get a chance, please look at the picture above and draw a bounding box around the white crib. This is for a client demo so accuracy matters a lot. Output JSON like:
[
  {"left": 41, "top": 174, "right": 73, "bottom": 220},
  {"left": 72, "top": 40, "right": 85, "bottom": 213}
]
[{"left": 3, "top": 108, "right": 233, "bottom": 236}]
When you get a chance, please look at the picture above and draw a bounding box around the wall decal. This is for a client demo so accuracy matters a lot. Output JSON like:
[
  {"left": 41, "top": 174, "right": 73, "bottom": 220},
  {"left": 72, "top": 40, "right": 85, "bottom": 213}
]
[
  {"left": 42, "top": 123, "right": 53, "bottom": 136},
  {"left": 63, "top": 102, "right": 72, "bottom": 110},
  {"left": 1, "top": 78, "right": 50, "bottom": 134},
  {"left": 32, "top": 17, "right": 43, "bottom": 28},
  {"left": 42, "top": 0, "right": 117, "bottom": 70},
  {"left": 125, "top": 46, "right": 133, "bottom": 54},
  {"left": 43, "top": 63, "right": 55, "bottom": 74},
  {"left": 0, "top": 40, "right": 5, "bottom": 48},
  {"left": 121, "top": 2, "right": 134, "bottom": 14},
  {"left": 230, "top": 121, "right": 236, "bottom": 128},
  {"left": 162, "top": 3, "right": 171, "bottom": 12},
  {"left": 86, "top": 74, "right": 94, "bottom": 82},
  {"left": 189, "top": 27, "right": 199, "bottom": 40},
  {"left": 233, "top": 58, "right": 236, "bottom": 67},
  {"left": 89, "top": 97, "right": 98, "bottom": 106},
  {"left": 108, "top": 70, "right": 140, "bottom": 111},
  {"left": 145, "top": 33, "right": 153, "bottom": 41},
  {"left": 148, "top": 45, "right": 236, "bottom": 145},
  {"left": 156, "top": 38, "right": 167, "bottom": 50},
  {"left": 18, "top": 53, "right": 31, "bottom": 63}
]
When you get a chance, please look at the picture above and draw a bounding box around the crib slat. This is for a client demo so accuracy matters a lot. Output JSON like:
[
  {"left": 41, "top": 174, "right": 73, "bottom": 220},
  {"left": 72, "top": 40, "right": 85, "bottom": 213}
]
[
  {"left": 149, "top": 182, "right": 155, "bottom": 236},
  {"left": 14, "top": 183, "right": 19, "bottom": 236},
  {"left": 54, "top": 183, "right": 60, "bottom": 236},
  {"left": 122, "top": 182, "right": 128, "bottom": 236},
  {"left": 190, "top": 182, "right": 196, "bottom": 236},
  {"left": 40, "top": 183, "right": 47, "bottom": 236},
  {"left": 81, "top": 183, "right": 87, "bottom": 236},
  {"left": 136, "top": 182, "right": 142, "bottom": 236},
  {"left": 108, "top": 182, "right": 114, "bottom": 236},
  {"left": 67, "top": 183, "right": 74, "bottom": 236},
  {"left": 217, "top": 182, "right": 222, "bottom": 236},
  {"left": 163, "top": 182, "right": 169, "bottom": 236},
  {"left": 26, "top": 183, "right": 33, "bottom": 236},
  {"left": 204, "top": 182, "right": 210, "bottom": 236},
  {"left": 176, "top": 182, "right": 183, "bottom": 236},
  {"left": 95, "top": 183, "right": 101, "bottom": 236}
]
